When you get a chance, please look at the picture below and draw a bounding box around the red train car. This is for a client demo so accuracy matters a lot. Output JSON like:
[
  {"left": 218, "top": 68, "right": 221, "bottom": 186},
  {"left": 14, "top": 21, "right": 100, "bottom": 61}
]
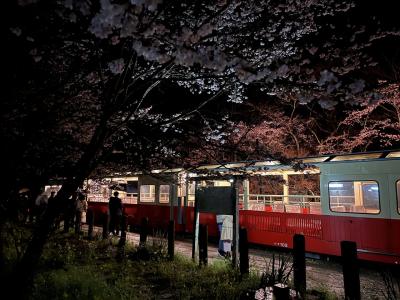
[{"left": 87, "top": 150, "right": 400, "bottom": 264}]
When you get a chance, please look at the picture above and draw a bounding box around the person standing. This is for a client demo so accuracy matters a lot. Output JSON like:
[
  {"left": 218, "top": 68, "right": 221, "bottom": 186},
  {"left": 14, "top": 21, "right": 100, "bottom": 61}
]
[
  {"left": 109, "top": 191, "right": 122, "bottom": 236},
  {"left": 78, "top": 192, "right": 88, "bottom": 224},
  {"left": 216, "top": 214, "right": 233, "bottom": 257},
  {"left": 47, "top": 191, "right": 59, "bottom": 228},
  {"left": 216, "top": 214, "right": 225, "bottom": 256},
  {"left": 64, "top": 192, "right": 77, "bottom": 232},
  {"left": 28, "top": 191, "right": 36, "bottom": 223},
  {"left": 220, "top": 215, "right": 233, "bottom": 257},
  {"left": 47, "top": 191, "right": 56, "bottom": 212},
  {"left": 74, "top": 193, "right": 87, "bottom": 233},
  {"left": 35, "top": 189, "right": 49, "bottom": 220}
]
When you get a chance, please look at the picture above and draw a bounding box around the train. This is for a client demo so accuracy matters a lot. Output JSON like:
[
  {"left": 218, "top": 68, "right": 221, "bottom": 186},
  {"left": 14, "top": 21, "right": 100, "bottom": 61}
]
[{"left": 80, "top": 150, "right": 400, "bottom": 264}]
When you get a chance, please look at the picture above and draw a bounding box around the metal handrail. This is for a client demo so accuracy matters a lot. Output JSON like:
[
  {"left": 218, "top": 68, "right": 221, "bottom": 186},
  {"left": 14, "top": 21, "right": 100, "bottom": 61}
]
[
  {"left": 238, "top": 194, "right": 320, "bottom": 206},
  {"left": 159, "top": 193, "right": 170, "bottom": 203}
]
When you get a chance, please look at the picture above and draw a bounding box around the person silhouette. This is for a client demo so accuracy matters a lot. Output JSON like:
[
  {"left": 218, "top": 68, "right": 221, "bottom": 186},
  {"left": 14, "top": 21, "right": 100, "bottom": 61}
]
[{"left": 109, "top": 191, "right": 123, "bottom": 235}]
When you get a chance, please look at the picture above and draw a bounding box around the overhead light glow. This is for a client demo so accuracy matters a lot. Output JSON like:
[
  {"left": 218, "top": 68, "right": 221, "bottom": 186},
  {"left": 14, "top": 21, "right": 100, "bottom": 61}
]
[{"left": 329, "top": 183, "right": 343, "bottom": 188}]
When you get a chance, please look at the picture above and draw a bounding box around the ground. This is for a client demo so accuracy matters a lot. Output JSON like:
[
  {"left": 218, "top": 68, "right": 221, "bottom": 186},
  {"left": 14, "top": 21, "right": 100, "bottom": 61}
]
[{"left": 88, "top": 225, "right": 393, "bottom": 299}]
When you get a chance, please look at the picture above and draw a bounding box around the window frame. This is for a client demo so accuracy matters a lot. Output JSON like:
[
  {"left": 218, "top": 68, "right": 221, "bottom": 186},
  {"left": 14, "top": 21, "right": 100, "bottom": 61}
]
[
  {"left": 328, "top": 180, "right": 381, "bottom": 215},
  {"left": 159, "top": 184, "right": 170, "bottom": 204},
  {"left": 126, "top": 180, "right": 138, "bottom": 195},
  {"left": 396, "top": 180, "right": 400, "bottom": 214},
  {"left": 139, "top": 185, "right": 156, "bottom": 203}
]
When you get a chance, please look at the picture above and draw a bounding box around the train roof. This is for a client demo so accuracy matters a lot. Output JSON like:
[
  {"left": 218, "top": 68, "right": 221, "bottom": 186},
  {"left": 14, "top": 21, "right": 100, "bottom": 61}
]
[
  {"left": 296, "top": 149, "right": 400, "bottom": 163},
  {"left": 185, "top": 149, "right": 399, "bottom": 171},
  {"left": 107, "top": 149, "right": 400, "bottom": 178}
]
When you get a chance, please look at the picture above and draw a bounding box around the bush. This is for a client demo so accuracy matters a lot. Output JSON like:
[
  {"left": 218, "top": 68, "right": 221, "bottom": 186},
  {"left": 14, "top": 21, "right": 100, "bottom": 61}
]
[
  {"left": 1, "top": 226, "right": 342, "bottom": 300},
  {"left": 259, "top": 252, "right": 293, "bottom": 288},
  {"left": 40, "top": 234, "right": 99, "bottom": 269},
  {"left": 128, "top": 229, "right": 168, "bottom": 261},
  {"left": 31, "top": 266, "right": 111, "bottom": 300},
  {"left": 307, "top": 286, "right": 338, "bottom": 300},
  {"left": 155, "top": 255, "right": 260, "bottom": 299}
]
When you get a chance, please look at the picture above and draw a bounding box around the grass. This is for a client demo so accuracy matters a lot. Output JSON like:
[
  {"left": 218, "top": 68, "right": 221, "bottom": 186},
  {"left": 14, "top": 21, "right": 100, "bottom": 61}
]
[
  {"left": 21, "top": 233, "right": 260, "bottom": 299},
  {"left": 307, "top": 285, "right": 338, "bottom": 300},
  {"left": 155, "top": 255, "right": 260, "bottom": 299},
  {"left": 2, "top": 224, "right": 346, "bottom": 300}
]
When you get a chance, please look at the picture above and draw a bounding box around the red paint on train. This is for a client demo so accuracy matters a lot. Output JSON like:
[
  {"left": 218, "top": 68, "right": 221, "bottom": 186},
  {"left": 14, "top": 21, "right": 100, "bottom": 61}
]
[{"left": 88, "top": 202, "right": 400, "bottom": 264}]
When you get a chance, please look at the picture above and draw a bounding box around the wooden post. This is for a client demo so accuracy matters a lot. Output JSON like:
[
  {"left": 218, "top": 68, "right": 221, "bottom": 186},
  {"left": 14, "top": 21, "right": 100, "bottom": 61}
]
[
  {"left": 341, "top": 241, "right": 360, "bottom": 300},
  {"left": 232, "top": 178, "right": 239, "bottom": 266},
  {"left": 128, "top": 216, "right": 134, "bottom": 232},
  {"left": 182, "top": 195, "right": 187, "bottom": 225},
  {"left": 168, "top": 220, "right": 175, "bottom": 260},
  {"left": 239, "top": 227, "right": 249, "bottom": 275},
  {"left": 243, "top": 179, "right": 249, "bottom": 210},
  {"left": 283, "top": 173, "right": 289, "bottom": 204},
  {"left": 75, "top": 211, "right": 82, "bottom": 234},
  {"left": 273, "top": 283, "right": 290, "bottom": 300},
  {"left": 192, "top": 181, "right": 199, "bottom": 261},
  {"left": 170, "top": 184, "right": 176, "bottom": 221},
  {"left": 102, "top": 212, "right": 109, "bottom": 239},
  {"left": 199, "top": 224, "right": 208, "bottom": 266},
  {"left": 140, "top": 217, "right": 148, "bottom": 246},
  {"left": 87, "top": 208, "right": 94, "bottom": 240},
  {"left": 118, "top": 214, "right": 127, "bottom": 247},
  {"left": 183, "top": 173, "right": 189, "bottom": 227},
  {"left": 293, "top": 234, "right": 306, "bottom": 298},
  {"left": 63, "top": 211, "right": 70, "bottom": 233},
  {"left": 177, "top": 196, "right": 183, "bottom": 225}
]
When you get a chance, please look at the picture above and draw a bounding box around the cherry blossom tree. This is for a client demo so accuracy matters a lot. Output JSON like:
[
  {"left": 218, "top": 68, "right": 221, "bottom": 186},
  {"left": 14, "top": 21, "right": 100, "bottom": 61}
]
[
  {"left": 228, "top": 107, "right": 319, "bottom": 159},
  {"left": 320, "top": 83, "right": 400, "bottom": 153},
  {"left": 4, "top": 0, "right": 400, "bottom": 294}
]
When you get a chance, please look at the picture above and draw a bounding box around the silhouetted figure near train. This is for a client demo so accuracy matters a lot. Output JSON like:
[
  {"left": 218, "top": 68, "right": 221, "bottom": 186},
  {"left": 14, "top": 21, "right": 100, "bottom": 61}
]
[
  {"left": 48, "top": 191, "right": 56, "bottom": 204},
  {"left": 74, "top": 193, "right": 87, "bottom": 233},
  {"left": 16, "top": 191, "right": 30, "bottom": 223},
  {"left": 35, "top": 189, "right": 49, "bottom": 220},
  {"left": 216, "top": 214, "right": 233, "bottom": 257},
  {"left": 28, "top": 192, "right": 36, "bottom": 223},
  {"left": 63, "top": 192, "right": 77, "bottom": 232},
  {"left": 109, "top": 191, "right": 123, "bottom": 236},
  {"left": 47, "top": 191, "right": 60, "bottom": 229},
  {"left": 75, "top": 193, "right": 87, "bottom": 234}
]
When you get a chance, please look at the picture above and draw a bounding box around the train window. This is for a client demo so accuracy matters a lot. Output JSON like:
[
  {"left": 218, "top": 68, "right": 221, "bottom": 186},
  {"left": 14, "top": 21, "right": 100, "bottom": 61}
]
[
  {"left": 126, "top": 181, "right": 138, "bottom": 194},
  {"left": 188, "top": 183, "right": 196, "bottom": 195},
  {"left": 140, "top": 185, "right": 155, "bottom": 202},
  {"left": 397, "top": 181, "right": 400, "bottom": 213},
  {"left": 328, "top": 181, "right": 380, "bottom": 214},
  {"left": 159, "top": 185, "right": 170, "bottom": 203}
]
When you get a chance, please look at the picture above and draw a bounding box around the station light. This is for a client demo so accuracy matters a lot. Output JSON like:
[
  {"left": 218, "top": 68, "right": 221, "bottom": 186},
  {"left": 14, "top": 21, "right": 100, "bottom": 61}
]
[{"left": 329, "top": 183, "right": 343, "bottom": 188}]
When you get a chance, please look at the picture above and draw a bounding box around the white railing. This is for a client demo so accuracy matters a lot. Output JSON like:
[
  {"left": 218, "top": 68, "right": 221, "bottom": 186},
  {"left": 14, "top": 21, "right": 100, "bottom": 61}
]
[
  {"left": 159, "top": 193, "right": 170, "bottom": 203},
  {"left": 329, "top": 195, "right": 355, "bottom": 205},
  {"left": 239, "top": 194, "right": 320, "bottom": 206},
  {"left": 87, "top": 196, "right": 108, "bottom": 203},
  {"left": 88, "top": 193, "right": 321, "bottom": 214},
  {"left": 238, "top": 194, "right": 321, "bottom": 214},
  {"left": 123, "top": 196, "right": 138, "bottom": 204},
  {"left": 88, "top": 195, "right": 138, "bottom": 204},
  {"left": 140, "top": 192, "right": 155, "bottom": 202}
]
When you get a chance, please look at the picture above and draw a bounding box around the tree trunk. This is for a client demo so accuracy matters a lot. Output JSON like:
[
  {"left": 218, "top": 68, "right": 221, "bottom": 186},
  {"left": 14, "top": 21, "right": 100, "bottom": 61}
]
[
  {"left": 12, "top": 181, "right": 84, "bottom": 298},
  {"left": 12, "top": 118, "right": 110, "bottom": 299},
  {"left": 0, "top": 220, "right": 5, "bottom": 277}
]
